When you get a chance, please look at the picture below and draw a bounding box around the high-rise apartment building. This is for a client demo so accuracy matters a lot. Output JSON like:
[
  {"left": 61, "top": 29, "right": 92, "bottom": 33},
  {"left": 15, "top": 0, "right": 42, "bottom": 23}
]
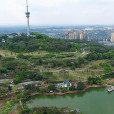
[
  {"left": 80, "top": 32, "right": 84, "bottom": 40},
  {"left": 111, "top": 33, "right": 114, "bottom": 42},
  {"left": 65, "top": 30, "right": 87, "bottom": 40}
]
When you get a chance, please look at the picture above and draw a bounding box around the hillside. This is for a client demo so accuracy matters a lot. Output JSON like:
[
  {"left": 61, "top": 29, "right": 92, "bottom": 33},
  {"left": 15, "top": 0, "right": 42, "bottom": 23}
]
[
  {"left": 0, "top": 33, "right": 75, "bottom": 52},
  {"left": 0, "top": 33, "right": 113, "bottom": 84},
  {"left": 0, "top": 33, "right": 114, "bottom": 114}
]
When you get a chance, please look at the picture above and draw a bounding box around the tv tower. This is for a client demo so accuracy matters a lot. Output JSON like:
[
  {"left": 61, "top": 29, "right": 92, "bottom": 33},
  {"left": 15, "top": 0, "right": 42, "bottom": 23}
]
[{"left": 25, "top": 0, "right": 30, "bottom": 36}]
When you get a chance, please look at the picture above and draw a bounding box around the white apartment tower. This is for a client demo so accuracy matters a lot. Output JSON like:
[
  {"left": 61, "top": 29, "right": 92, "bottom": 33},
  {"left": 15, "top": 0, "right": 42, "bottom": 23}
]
[
  {"left": 80, "top": 32, "right": 84, "bottom": 40},
  {"left": 111, "top": 33, "right": 114, "bottom": 42}
]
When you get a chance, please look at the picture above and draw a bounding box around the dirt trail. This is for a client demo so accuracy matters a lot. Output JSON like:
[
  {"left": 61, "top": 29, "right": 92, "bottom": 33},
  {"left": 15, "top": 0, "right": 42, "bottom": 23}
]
[{"left": 107, "top": 79, "right": 114, "bottom": 84}]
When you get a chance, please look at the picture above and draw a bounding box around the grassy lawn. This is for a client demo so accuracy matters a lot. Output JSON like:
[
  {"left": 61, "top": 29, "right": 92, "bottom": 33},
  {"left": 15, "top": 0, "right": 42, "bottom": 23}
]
[
  {"left": 23, "top": 51, "right": 49, "bottom": 56},
  {"left": 0, "top": 50, "right": 87, "bottom": 61},
  {"left": 50, "top": 70, "right": 103, "bottom": 82},
  {"left": 89, "top": 60, "right": 108, "bottom": 66},
  {"left": 83, "top": 60, "right": 108, "bottom": 69},
  {"left": 0, "top": 50, "right": 49, "bottom": 57},
  {"left": 0, "top": 50, "right": 17, "bottom": 57},
  {"left": 69, "top": 71, "right": 90, "bottom": 81}
]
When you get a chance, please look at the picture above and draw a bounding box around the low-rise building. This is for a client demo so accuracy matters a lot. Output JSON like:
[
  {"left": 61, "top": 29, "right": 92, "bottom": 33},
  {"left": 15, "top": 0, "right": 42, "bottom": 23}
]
[
  {"left": 63, "top": 80, "right": 72, "bottom": 88},
  {"left": 74, "top": 82, "right": 77, "bottom": 88},
  {"left": 2, "top": 39, "right": 5, "bottom": 43},
  {"left": 7, "top": 35, "right": 14, "bottom": 39},
  {"left": 55, "top": 80, "right": 72, "bottom": 88}
]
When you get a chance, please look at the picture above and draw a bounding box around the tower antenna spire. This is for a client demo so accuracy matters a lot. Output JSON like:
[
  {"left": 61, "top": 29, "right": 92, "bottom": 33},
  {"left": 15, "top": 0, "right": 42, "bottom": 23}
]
[
  {"left": 25, "top": 0, "right": 30, "bottom": 36},
  {"left": 26, "top": 0, "right": 28, "bottom": 12}
]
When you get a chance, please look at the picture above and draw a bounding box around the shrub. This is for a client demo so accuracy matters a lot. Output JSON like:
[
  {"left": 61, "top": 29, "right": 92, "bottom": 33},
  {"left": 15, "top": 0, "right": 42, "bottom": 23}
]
[
  {"left": 77, "top": 82, "right": 85, "bottom": 90},
  {"left": 2, "top": 57, "right": 15, "bottom": 61},
  {"left": 0, "top": 67, "right": 7, "bottom": 73}
]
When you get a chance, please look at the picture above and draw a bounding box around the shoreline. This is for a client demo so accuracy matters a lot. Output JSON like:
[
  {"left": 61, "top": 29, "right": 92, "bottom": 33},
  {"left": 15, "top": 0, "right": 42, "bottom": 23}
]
[
  {"left": 25, "top": 85, "right": 106, "bottom": 98},
  {"left": 0, "top": 85, "right": 106, "bottom": 100},
  {"left": 0, "top": 85, "right": 106, "bottom": 109}
]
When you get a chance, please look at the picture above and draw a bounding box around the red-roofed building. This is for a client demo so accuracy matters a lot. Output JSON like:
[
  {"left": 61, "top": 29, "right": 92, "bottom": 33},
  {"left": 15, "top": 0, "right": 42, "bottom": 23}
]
[{"left": 74, "top": 83, "right": 77, "bottom": 88}]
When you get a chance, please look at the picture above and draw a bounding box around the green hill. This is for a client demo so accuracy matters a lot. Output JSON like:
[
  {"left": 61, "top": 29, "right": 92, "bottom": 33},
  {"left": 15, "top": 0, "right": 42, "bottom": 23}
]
[{"left": 0, "top": 33, "right": 75, "bottom": 53}]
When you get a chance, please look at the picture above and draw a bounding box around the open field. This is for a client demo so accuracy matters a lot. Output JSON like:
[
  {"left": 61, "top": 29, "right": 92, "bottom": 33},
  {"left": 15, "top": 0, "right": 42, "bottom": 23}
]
[
  {"left": 0, "top": 50, "right": 49, "bottom": 57},
  {"left": 83, "top": 60, "right": 107, "bottom": 69},
  {"left": 0, "top": 50, "right": 17, "bottom": 57},
  {"left": 0, "top": 49, "right": 88, "bottom": 58},
  {"left": 29, "top": 59, "right": 110, "bottom": 82},
  {"left": 49, "top": 69, "right": 103, "bottom": 82}
]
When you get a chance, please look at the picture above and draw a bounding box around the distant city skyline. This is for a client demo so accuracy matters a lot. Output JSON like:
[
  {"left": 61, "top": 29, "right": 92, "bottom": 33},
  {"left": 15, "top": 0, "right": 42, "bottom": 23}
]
[{"left": 1, "top": 0, "right": 114, "bottom": 26}]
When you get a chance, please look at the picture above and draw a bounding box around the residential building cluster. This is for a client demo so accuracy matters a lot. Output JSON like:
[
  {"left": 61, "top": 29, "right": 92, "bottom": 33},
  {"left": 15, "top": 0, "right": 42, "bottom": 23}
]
[{"left": 65, "top": 30, "right": 87, "bottom": 40}]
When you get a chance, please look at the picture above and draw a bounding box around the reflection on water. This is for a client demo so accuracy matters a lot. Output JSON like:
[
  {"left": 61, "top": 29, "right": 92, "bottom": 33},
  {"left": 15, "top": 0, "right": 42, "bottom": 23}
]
[{"left": 27, "top": 88, "right": 114, "bottom": 114}]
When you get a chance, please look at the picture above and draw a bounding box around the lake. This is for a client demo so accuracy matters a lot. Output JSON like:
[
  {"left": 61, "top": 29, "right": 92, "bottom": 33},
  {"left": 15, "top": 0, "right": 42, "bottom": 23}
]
[{"left": 27, "top": 88, "right": 114, "bottom": 114}]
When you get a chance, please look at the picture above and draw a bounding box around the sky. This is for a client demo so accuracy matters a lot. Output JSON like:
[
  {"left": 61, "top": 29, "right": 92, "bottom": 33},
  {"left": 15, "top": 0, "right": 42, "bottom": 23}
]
[{"left": 0, "top": 0, "right": 114, "bottom": 26}]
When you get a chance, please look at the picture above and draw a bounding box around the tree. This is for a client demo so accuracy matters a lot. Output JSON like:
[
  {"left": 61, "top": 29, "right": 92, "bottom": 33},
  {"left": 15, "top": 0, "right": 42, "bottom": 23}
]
[
  {"left": 39, "top": 88, "right": 48, "bottom": 93},
  {"left": 28, "top": 71, "right": 43, "bottom": 81},
  {"left": 77, "top": 82, "right": 85, "bottom": 90},
  {"left": 0, "top": 67, "right": 7, "bottom": 73},
  {"left": 8, "top": 86, "right": 12, "bottom": 91},
  {"left": 71, "top": 65, "right": 75, "bottom": 70},
  {"left": 61, "top": 87, "right": 67, "bottom": 92},
  {"left": 75, "top": 43, "right": 81, "bottom": 51},
  {"left": 14, "top": 74, "right": 24, "bottom": 84},
  {"left": 24, "top": 84, "right": 37, "bottom": 92},
  {"left": 101, "top": 79, "right": 106, "bottom": 85},
  {"left": 96, "top": 80, "right": 102, "bottom": 85},
  {"left": 69, "top": 85, "right": 75, "bottom": 91},
  {"left": 16, "top": 53, "right": 24, "bottom": 59},
  {"left": 3, "top": 80, "right": 9, "bottom": 87},
  {"left": 88, "top": 77, "right": 104, "bottom": 85},
  {"left": 48, "top": 84, "right": 56, "bottom": 91},
  {"left": 43, "top": 72, "right": 53, "bottom": 80},
  {"left": 12, "top": 85, "right": 18, "bottom": 92},
  {"left": 89, "top": 80, "right": 93, "bottom": 85},
  {"left": 5, "top": 61, "right": 19, "bottom": 70},
  {"left": 104, "top": 66, "right": 112, "bottom": 74},
  {"left": 78, "top": 57, "right": 84, "bottom": 65},
  {"left": 1, "top": 100, "right": 14, "bottom": 114}
]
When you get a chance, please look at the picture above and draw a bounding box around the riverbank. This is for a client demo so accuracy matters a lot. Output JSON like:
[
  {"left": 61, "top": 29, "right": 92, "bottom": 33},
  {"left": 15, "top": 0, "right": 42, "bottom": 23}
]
[
  {"left": 0, "top": 85, "right": 106, "bottom": 110},
  {"left": 26, "top": 87, "right": 114, "bottom": 114},
  {"left": 0, "top": 85, "right": 106, "bottom": 100},
  {"left": 25, "top": 85, "right": 106, "bottom": 98}
]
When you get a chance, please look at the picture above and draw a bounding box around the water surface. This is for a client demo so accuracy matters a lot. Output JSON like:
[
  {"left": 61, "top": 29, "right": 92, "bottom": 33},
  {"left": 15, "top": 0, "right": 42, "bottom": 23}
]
[{"left": 27, "top": 88, "right": 114, "bottom": 114}]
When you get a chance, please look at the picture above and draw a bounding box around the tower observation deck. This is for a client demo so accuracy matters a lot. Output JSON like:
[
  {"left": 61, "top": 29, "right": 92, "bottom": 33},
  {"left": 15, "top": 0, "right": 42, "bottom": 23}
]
[{"left": 25, "top": 0, "right": 30, "bottom": 36}]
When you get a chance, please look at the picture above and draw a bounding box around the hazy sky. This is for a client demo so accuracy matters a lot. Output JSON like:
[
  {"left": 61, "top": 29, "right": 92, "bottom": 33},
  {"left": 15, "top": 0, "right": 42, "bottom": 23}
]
[{"left": 0, "top": 0, "right": 114, "bottom": 26}]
